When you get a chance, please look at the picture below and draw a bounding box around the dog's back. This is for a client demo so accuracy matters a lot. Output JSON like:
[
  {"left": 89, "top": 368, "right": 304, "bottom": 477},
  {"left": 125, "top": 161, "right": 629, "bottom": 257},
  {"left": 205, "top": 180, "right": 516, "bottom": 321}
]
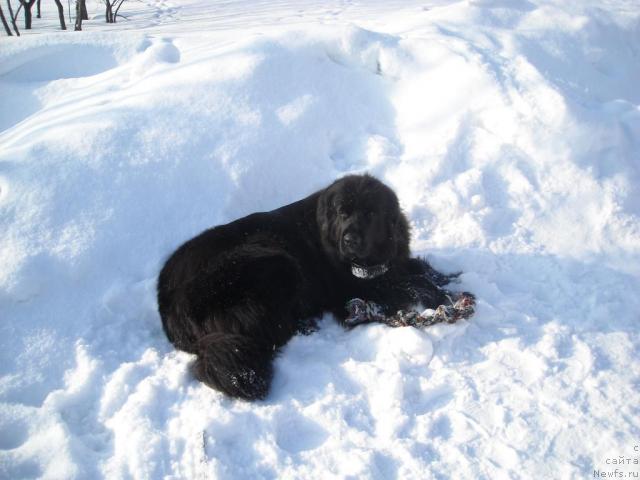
[{"left": 157, "top": 193, "right": 327, "bottom": 399}]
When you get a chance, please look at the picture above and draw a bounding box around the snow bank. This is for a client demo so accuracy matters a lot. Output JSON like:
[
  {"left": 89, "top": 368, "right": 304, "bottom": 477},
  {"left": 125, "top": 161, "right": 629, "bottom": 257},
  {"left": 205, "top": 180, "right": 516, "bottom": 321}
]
[{"left": 1, "top": 1, "right": 639, "bottom": 478}]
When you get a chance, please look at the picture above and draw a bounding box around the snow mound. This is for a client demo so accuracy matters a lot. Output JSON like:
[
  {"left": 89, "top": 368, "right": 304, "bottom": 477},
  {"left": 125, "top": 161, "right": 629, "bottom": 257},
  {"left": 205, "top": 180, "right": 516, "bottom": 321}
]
[{"left": 1, "top": 1, "right": 639, "bottom": 478}]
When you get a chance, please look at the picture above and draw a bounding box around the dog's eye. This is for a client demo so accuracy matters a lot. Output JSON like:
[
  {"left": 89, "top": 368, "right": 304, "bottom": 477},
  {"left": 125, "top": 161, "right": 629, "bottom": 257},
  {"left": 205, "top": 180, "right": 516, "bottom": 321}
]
[
  {"left": 366, "top": 210, "right": 376, "bottom": 218},
  {"left": 336, "top": 206, "right": 349, "bottom": 219}
]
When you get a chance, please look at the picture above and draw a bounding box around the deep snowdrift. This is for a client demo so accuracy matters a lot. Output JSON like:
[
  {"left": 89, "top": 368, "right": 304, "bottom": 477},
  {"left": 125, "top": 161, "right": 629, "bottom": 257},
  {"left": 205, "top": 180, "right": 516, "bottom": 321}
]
[{"left": 1, "top": 1, "right": 639, "bottom": 479}]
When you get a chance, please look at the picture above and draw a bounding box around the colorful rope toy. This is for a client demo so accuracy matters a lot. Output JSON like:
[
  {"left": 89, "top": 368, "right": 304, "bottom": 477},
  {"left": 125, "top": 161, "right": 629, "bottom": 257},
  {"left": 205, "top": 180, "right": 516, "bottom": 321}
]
[{"left": 345, "top": 292, "right": 476, "bottom": 328}]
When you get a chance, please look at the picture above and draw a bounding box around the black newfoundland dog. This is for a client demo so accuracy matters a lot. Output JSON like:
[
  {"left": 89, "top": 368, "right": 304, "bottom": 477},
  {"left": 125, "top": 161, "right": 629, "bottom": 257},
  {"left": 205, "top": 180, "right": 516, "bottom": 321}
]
[{"left": 157, "top": 174, "right": 455, "bottom": 400}]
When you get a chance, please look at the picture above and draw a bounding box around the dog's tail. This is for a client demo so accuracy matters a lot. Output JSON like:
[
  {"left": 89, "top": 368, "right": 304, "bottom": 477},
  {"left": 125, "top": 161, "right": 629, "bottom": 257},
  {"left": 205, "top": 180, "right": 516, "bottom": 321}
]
[{"left": 192, "top": 333, "right": 275, "bottom": 401}]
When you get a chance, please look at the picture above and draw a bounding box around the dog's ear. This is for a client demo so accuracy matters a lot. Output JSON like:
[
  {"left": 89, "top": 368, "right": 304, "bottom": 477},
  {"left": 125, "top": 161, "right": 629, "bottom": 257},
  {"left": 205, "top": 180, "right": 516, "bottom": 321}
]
[
  {"left": 317, "top": 187, "right": 346, "bottom": 263},
  {"left": 316, "top": 188, "right": 332, "bottom": 231},
  {"left": 394, "top": 210, "right": 411, "bottom": 259},
  {"left": 316, "top": 188, "right": 338, "bottom": 253}
]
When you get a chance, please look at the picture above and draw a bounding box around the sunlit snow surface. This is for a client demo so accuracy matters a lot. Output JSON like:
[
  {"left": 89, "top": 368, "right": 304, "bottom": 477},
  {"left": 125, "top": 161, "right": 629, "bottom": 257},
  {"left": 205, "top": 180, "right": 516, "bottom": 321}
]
[{"left": 1, "top": 1, "right": 639, "bottom": 478}]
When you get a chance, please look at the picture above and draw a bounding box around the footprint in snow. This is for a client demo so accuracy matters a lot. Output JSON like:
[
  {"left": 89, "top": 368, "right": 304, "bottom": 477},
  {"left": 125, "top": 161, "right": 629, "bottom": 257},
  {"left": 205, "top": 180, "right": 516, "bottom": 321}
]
[
  {"left": 154, "top": 38, "right": 181, "bottom": 64},
  {"left": 275, "top": 412, "right": 328, "bottom": 454},
  {"left": 0, "top": 410, "right": 30, "bottom": 450},
  {"left": 131, "top": 38, "right": 181, "bottom": 77}
]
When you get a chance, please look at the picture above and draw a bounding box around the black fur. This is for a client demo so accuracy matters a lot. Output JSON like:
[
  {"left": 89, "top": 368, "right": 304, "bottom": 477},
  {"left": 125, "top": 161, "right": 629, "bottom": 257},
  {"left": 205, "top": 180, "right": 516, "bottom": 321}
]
[{"left": 157, "top": 174, "right": 448, "bottom": 400}]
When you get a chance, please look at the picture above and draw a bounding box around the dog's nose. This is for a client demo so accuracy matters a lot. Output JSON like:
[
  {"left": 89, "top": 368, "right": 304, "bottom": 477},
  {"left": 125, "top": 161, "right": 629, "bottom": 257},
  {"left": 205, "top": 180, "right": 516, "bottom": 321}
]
[{"left": 343, "top": 232, "right": 362, "bottom": 249}]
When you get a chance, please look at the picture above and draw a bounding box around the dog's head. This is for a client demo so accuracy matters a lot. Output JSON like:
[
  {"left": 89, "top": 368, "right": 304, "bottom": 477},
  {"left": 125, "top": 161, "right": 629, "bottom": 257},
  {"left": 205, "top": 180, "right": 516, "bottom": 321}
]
[{"left": 317, "top": 174, "right": 410, "bottom": 278}]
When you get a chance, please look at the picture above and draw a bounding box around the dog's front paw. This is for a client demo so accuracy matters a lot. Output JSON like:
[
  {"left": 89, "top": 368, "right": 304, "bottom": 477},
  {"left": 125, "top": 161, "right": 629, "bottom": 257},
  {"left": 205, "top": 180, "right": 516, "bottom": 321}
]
[{"left": 344, "top": 298, "right": 385, "bottom": 327}]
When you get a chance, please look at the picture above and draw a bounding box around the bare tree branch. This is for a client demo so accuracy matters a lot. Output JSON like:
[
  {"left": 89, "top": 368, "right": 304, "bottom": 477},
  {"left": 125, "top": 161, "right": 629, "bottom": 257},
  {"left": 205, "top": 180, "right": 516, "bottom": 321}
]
[
  {"left": 74, "top": 0, "right": 84, "bottom": 30},
  {"left": 113, "top": 0, "right": 126, "bottom": 21},
  {"left": 18, "top": 0, "right": 36, "bottom": 29},
  {"left": 1, "top": 4, "right": 12, "bottom": 35},
  {"left": 6, "top": 0, "right": 20, "bottom": 35},
  {"left": 104, "top": 0, "right": 127, "bottom": 23},
  {"left": 53, "top": 0, "right": 65, "bottom": 29}
]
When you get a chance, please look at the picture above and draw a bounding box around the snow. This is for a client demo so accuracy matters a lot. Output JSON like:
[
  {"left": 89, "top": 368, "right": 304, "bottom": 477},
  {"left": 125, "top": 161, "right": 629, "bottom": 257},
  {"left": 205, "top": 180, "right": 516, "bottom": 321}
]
[{"left": 1, "top": 0, "right": 639, "bottom": 478}]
